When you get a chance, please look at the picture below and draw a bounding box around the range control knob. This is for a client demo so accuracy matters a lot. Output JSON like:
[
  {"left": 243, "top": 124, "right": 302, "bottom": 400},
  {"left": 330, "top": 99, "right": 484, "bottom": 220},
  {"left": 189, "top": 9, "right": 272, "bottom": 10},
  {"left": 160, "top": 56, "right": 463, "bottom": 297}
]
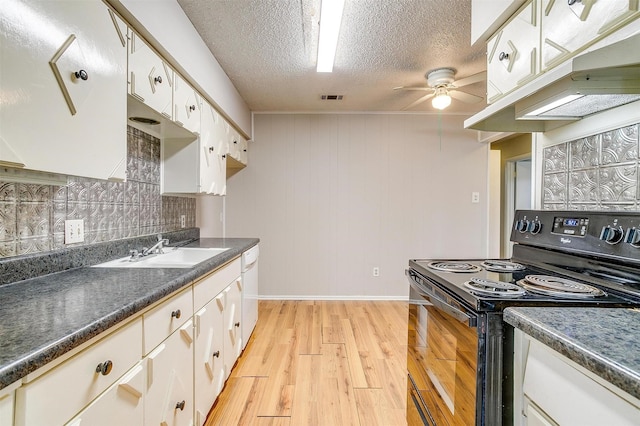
[
  {"left": 516, "top": 219, "right": 529, "bottom": 233},
  {"left": 600, "top": 226, "right": 624, "bottom": 245},
  {"left": 529, "top": 221, "right": 542, "bottom": 235},
  {"left": 625, "top": 228, "right": 640, "bottom": 247}
]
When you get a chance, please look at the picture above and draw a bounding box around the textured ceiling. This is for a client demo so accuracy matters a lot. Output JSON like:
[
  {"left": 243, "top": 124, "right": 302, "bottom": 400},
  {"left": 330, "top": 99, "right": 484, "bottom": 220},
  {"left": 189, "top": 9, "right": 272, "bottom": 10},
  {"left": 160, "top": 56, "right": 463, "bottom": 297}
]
[{"left": 177, "top": 0, "right": 487, "bottom": 113}]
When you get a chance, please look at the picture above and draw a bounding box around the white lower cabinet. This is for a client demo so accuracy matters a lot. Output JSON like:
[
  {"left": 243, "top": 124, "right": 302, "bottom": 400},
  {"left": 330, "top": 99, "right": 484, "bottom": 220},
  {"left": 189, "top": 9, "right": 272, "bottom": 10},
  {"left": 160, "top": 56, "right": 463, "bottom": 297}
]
[
  {"left": 15, "top": 318, "right": 142, "bottom": 425},
  {"left": 194, "top": 294, "right": 225, "bottom": 425},
  {"left": 224, "top": 278, "right": 243, "bottom": 377},
  {"left": 66, "top": 361, "right": 145, "bottom": 426},
  {"left": 10, "top": 255, "right": 248, "bottom": 426},
  {"left": 145, "top": 321, "right": 194, "bottom": 426},
  {"left": 514, "top": 329, "right": 640, "bottom": 425}
]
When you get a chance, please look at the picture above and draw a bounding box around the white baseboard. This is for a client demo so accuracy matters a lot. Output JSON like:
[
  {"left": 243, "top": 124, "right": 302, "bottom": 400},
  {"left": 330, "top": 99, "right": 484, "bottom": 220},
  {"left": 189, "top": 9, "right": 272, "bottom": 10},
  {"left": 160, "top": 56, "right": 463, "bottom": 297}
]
[{"left": 257, "top": 295, "right": 409, "bottom": 301}]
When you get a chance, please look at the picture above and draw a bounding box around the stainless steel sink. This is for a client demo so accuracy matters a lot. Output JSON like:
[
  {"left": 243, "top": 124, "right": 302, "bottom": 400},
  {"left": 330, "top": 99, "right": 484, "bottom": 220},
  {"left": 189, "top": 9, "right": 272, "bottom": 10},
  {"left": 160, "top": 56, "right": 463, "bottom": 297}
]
[{"left": 92, "top": 247, "right": 229, "bottom": 268}]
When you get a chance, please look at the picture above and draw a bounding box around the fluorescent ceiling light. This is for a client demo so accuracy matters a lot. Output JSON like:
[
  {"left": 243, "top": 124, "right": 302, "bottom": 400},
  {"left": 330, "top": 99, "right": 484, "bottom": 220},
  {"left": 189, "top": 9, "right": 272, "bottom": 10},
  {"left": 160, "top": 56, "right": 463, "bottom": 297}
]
[
  {"left": 432, "top": 88, "right": 452, "bottom": 110},
  {"left": 316, "top": 0, "right": 345, "bottom": 73}
]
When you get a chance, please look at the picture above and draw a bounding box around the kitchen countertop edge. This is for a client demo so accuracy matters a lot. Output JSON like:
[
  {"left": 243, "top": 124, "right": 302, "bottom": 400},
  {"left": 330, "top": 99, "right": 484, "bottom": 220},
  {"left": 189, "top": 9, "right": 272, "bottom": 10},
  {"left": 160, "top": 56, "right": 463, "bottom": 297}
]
[
  {"left": 504, "top": 306, "right": 640, "bottom": 401},
  {"left": 0, "top": 237, "right": 259, "bottom": 391}
]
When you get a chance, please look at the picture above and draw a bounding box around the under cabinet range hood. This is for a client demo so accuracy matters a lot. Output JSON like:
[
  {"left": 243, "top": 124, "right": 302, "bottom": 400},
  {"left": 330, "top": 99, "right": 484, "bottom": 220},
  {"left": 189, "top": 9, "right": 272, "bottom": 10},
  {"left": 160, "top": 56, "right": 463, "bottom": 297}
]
[{"left": 465, "top": 33, "right": 640, "bottom": 133}]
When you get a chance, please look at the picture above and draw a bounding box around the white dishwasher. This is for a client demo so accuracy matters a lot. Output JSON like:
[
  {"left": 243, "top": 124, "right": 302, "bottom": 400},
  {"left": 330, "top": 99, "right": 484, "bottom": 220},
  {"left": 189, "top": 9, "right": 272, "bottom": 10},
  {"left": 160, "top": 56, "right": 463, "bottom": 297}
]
[{"left": 241, "top": 244, "right": 259, "bottom": 350}]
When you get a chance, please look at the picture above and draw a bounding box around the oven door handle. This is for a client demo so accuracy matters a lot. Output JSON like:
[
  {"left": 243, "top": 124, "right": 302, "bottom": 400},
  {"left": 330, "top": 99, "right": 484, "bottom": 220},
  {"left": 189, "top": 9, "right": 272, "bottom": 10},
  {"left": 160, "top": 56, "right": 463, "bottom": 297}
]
[{"left": 406, "top": 270, "right": 477, "bottom": 327}]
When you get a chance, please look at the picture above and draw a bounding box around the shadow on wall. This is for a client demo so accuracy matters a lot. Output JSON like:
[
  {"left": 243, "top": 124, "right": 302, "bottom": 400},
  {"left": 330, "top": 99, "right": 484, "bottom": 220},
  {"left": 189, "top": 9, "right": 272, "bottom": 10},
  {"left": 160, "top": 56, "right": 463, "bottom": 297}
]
[{"left": 0, "top": 127, "right": 196, "bottom": 258}]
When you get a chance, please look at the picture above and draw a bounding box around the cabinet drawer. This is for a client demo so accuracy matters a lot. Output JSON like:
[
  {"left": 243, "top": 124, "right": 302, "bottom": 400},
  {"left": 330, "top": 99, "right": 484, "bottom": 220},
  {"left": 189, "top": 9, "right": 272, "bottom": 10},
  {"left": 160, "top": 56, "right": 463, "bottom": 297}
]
[
  {"left": 193, "top": 258, "right": 241, "bottom": 311},
  {"left": 15, "top": 318, "right": 142, "bottom": 426},
  {"left": 143, "top": 287, "right": 193, "bottom": 354}
]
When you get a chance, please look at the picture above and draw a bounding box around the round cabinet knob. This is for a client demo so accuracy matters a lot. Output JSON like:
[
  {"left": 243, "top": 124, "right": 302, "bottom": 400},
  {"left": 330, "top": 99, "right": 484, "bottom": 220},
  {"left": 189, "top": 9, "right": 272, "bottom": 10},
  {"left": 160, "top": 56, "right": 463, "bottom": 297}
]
[
  {"left": 516, "top": 220, "right": 529, "bottom": 233},
  {"left": 96, "top": 360, "right": 113, "bottom": 376},
  {"left": 175, "top": 400, "right": 186, "bottom": 411},
  {"left": 213, "top": 350, "right": 220, "bottom": 358},
  {"left": 530, "top": 221, "right": 542, "bottom": 235},
  {"left": 234, "top": 322, "right": 240, "bottom": 328},
  {"left": 171, "top": 309, "right": 181, "bottom": 319},
  {"left": 74, "top": 70, "right": 89, "bottom": 81},
  {"left": 222, "top": 154, "right": 226, "bottom": 159},
  {"left": 625, "top": 228, "right": 640, "bottom": 247},
  {"left": 234, "top": 140, "right": 238, "bottom": 144},
  {"left": 208, "top": 146, "right": 214, "bottom": 153},
  {"left": 498, "top": 52, "right": 509, "bottom": 61},
  {"left": 243, "top": 149, "right": 247, "bottom": 152},
  {"left": 154, "top": 76, "right": 163, "bottom": 84},
  {"left": 600, "top": 226, "right": 624, "bottom": 244},
  {"left": 189, "top": 105, "right": 196, "bottom": 112}
]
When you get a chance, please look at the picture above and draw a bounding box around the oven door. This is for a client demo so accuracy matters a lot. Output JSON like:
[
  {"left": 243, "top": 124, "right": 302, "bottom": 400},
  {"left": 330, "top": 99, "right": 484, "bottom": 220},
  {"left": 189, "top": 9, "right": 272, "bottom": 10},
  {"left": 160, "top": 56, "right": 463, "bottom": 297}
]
[{"left": 406, "top": 269, "right": 479, "bottom": 426}]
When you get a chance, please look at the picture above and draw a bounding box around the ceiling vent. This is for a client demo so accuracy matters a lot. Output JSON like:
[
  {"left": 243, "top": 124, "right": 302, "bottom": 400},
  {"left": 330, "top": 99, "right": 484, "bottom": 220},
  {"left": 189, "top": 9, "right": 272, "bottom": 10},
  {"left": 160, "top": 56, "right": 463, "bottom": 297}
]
[{"left": 321, "top": 95, "right": 344, "bottom": 100}]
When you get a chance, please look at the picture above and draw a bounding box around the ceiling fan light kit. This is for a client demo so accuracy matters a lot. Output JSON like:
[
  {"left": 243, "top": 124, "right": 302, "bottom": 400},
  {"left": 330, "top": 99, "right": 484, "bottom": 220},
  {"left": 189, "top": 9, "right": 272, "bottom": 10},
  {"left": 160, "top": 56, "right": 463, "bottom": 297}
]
[{"left": 395, "top": 67, "right": 486, "bottom": 110}]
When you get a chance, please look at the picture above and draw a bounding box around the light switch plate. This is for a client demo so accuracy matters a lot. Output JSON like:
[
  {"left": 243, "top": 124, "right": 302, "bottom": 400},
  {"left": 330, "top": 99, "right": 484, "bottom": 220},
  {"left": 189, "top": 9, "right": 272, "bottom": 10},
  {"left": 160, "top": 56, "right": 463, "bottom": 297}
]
[
  {"left": 472, "top": 192, "right": 480, "bottom": 203},
  {"left": 65, "top": 219, "right": 84, "bottom": 244},
  {"left": 180, "top": 215, "right": 186, "bottom": 228}
]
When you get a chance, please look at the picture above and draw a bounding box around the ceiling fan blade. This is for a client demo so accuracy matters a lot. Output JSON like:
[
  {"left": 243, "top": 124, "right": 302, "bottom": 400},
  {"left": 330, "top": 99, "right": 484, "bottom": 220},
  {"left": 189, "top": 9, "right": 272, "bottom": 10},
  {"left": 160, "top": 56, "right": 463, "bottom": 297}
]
[
  {"left": 449, "top": 90, "right": 484, "bottom": 104},
  {"left": 403, "top": 92, "right": 435, "bottom": 110},
  {"left": 451, "top": 71, "right": 487, "bottom": 88},
  {"left": 393, "top": 86, "right": 432, "bottom": 92}
]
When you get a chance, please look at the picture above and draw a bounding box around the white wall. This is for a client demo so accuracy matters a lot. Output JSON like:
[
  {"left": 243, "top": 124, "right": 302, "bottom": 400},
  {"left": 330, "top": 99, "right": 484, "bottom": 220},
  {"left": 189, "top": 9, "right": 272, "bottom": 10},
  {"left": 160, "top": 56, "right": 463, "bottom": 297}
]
[
  {"left": 108, "top": 0, "right": 252, "bottom": 137},
  {"left": 217, "top": 113, "right": 489, "bottom": 299}
]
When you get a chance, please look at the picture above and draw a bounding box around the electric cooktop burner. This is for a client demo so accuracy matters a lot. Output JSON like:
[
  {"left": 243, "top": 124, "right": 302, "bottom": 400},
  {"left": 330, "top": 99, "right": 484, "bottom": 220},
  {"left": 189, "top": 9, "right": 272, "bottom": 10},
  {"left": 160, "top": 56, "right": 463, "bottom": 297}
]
[
  {"left": 481, "top": 260, "right": 526, "bottom": 272},
  {"left": 464, "top": 278, "right": 527, "bottom": 298},
  {"left": 517, "top": 275, "right": 606, "bottom": 298},
  {"left": 426, "top": 261, "right": 482, "bottom": 273}
]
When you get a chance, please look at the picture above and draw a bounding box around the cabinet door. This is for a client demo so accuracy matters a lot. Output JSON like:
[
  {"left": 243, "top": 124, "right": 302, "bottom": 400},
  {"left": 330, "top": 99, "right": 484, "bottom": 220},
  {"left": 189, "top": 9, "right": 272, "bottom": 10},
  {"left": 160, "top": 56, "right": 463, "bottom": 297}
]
[
  {"left": 194, "top": 295, "right": 226, "bottom": 426},
  {"left": 0, "top": 0, "right": 127, "bottom": 180},
  {"left": 128, "top": 31, "right": 173, "bottom": 119},
  {"left": 65, "top": 362, "right": 145, "bottom": 426},
  {"left": 200, "top": 102, "right": 227, "bottom": 195},
  {"left": 173, "top": 73, "right": 201, "bottom": 134},
  {"left": 541, "top": 0, "right": 640, "bottom": 70},
  {"left": 223, "top": 278, "right": 243, "bottom": 378},
  {"left": 145, "top": 321, "right": 194, "bottom": 426},
  {"left": 0, "top": 387, "right": 15, "bottom": 426},
  {"left": 487, "top": 0, "right": 540, "bottom": 103}
]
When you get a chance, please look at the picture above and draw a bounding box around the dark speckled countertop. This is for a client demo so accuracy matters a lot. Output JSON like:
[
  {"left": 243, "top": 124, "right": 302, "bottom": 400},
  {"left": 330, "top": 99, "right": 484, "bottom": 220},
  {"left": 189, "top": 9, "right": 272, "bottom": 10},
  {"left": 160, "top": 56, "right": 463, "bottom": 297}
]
[
  {"left": 504, "top": 307, "right": 640, "bottom": 401},
  {"left": 0, "top": 237, "right": 258, "bottom": 390}
]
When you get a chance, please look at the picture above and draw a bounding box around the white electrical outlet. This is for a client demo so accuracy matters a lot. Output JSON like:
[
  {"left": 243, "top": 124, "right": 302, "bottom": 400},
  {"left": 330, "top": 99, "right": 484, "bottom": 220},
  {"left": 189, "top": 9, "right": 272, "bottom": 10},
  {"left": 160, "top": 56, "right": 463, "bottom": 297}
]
[
  {"left": 180, "top": 215, "right": 186, "bottom": 228},
  {"left": 472, "top": 192, "right": 480, "bottom": 203},
  {"left": 373, "top": 267, "right": 380, "bottom": 277},
  {"left": 64, "top": 219, "right": 84, "bottom": 244}
]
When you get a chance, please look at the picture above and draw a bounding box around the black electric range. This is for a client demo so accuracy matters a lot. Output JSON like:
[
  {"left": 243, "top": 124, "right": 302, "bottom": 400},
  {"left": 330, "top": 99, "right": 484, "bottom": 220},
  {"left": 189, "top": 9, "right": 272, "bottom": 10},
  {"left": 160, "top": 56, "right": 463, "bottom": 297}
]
[{"left": 406, "top": 210, "right": 640, "bottom": 426}]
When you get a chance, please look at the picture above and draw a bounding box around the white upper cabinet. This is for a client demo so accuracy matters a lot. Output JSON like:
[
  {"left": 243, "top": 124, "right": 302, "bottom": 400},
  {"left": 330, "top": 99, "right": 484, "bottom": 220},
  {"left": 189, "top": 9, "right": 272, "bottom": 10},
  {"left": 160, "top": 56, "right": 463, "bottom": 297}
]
[
  {"left": 128, "top": 30, "right": 173, "bottom": 120},
  {"left": 487, "top": 0, "right": 540, "bottom": 103},
  {"left": 200, "top": 102, "right": 228, "bottom": 195},
  {"left": 173, "top": 73, "right": 201, "bottom": 134},
  {"left": 471, "top": 0, "right": 527, "bottom": 44},
  {"left": 0, "top": 0, "right": 127, "bottom": 181},
  {"left": 541, "top": 0, "right": 640, "bottom": 70}
]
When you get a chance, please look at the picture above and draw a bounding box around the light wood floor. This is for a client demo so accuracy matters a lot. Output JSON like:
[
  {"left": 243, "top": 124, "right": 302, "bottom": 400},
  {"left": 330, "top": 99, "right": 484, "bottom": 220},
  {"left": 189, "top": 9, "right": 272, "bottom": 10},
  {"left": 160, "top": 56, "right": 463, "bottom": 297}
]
[{"left": 205, "top": 300, "right": 410, "bottom": 426}]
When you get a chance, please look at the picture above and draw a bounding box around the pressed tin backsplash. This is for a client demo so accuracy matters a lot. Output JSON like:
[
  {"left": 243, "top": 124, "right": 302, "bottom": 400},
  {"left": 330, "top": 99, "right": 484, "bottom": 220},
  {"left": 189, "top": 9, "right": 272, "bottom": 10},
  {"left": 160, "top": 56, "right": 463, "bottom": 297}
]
[
  {"left": 543, "top": 123, "right": 640, "bottom": 211},
  {"left": 0, "top": 127, "right": 196, "bottom": 258}
]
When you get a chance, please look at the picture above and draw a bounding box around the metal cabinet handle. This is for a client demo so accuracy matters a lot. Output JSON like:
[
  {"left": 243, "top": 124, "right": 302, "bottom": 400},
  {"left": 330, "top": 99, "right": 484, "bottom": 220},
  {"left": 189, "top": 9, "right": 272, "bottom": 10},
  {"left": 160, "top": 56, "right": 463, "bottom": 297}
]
[
  {"left": 243, "top": 149, "right": 247, "bottom": 152},
  {"left": 189, "top": 105, "right": 196, "bottom": 112},
  {"left": 96, "top": 360, "right": 113, "bottom": 376},
  {"left": 175, "top": 400, "right": 186, "bottom": 411},
  {"left": 154, "top": 76, "right": 163, "bottom": 84},
  {"left": 171, "top": 309, "right": 181, "bottom": 319},
  {"left": 233, "top": 140, "right": 238, "bottom": 144},
  {"left": 234, "top": 322, "right": 240, "bottom": 328},
  {"left": 498, "top": 52, "right": 509, "bottom": 61},
  {"left": 74, "top": 70, "right": 88, "bottom": 81},
  {"left": 208, "top": 146, "right": 214, "bottom": 153},
  {"left": 213, "top": 350, "right": 220, "bottom": 358},
  {"left": 222, "top": 154, "right": 226, "bottom": 159}
]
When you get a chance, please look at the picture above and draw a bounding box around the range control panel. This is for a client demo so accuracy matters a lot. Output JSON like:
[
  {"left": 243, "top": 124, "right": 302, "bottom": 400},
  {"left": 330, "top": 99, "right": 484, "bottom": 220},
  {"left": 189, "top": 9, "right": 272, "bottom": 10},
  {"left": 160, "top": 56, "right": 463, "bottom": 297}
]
[{"left": 511, "top": 210, "right": 640, "bottom": 261}]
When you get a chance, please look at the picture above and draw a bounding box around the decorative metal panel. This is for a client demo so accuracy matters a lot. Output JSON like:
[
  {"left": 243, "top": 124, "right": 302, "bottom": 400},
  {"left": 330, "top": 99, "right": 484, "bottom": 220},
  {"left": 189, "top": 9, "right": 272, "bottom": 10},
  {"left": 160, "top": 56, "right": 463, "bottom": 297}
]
[{"left": 543, "top": 144, "right": 568, "bottom": 173}]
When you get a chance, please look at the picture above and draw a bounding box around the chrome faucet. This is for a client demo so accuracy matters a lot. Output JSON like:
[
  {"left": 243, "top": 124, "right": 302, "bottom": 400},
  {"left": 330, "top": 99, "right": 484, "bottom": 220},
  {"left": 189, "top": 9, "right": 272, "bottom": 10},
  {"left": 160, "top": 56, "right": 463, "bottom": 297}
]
[{"left": 142, "top": 235, "right": 170, "bottom": 256}]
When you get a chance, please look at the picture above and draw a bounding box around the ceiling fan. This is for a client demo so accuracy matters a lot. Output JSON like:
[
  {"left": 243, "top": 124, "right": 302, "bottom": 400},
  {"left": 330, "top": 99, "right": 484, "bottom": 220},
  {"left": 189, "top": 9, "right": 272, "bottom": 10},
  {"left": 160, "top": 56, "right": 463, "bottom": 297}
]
[{"left": 394, "top": 68, "right": 486, "bottom": 110}]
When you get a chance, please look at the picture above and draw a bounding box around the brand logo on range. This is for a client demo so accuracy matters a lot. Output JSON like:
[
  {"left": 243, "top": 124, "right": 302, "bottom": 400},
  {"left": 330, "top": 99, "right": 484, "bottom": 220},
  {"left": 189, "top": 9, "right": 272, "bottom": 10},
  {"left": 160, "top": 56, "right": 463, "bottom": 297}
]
[{"left": 561, "top": 238, "right": 572, "bottom": 244}]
